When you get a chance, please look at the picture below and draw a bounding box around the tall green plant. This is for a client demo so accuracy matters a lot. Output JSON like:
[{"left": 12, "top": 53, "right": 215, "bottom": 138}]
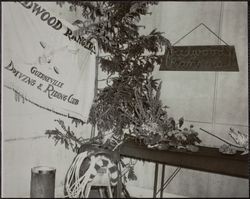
[
  {"left": 48, "top": 1, "right": 172, "bottom": 150},
  {"left": 45, "top": 1, "right": 202, "bottom": 184}
]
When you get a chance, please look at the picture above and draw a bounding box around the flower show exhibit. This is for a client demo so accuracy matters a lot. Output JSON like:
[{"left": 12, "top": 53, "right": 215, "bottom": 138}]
[{"left": 2, "top": 1, "right": 248, "bottom": 198}]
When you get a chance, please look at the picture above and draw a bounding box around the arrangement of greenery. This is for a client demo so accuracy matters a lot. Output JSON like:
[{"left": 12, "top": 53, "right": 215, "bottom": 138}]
[
  {"left": 200, "top": 128, "right": 248, "bottom": 155},
  {"left": 45, "top": 1, "right": 202, "bottom": 183}
]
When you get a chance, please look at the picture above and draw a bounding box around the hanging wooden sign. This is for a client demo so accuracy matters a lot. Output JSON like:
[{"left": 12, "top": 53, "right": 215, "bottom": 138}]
[{"left": 160, "top": 45, "right": 239, "bottom": 71}]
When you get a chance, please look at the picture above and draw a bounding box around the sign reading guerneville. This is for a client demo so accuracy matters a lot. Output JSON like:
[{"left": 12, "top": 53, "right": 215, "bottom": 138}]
[
  {"left": 3, "top": 2, "right": 95, "bottom": 122},
  {"left": 5, "top": 61, "right": 79, "bottom": 105},
  {"left": 160, "top": 45, "right": 239, "bottom": 71}
]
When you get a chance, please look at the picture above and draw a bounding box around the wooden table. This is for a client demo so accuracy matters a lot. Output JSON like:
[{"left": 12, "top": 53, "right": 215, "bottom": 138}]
[{"left": 117, "top": 141, "right": 248, "bottom": 198}]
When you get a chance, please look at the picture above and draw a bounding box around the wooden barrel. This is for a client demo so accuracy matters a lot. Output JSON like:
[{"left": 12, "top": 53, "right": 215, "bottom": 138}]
[{"left": 30, "top": 166, "right": 56, "bottom": 198}]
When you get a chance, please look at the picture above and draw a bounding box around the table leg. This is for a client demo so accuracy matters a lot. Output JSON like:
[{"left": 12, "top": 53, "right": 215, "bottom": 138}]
[
  {"left": 116, "top": 162, "right": 122, "bottom": 198},
  {"left": 156, "top": 167, "right": 181, "bottom": 196},
  {"left": 153, "top": 163, "right": 159, "bottom": 198},
  {"left": 160, "top": 165, "right": 165, "bottom": 198}
]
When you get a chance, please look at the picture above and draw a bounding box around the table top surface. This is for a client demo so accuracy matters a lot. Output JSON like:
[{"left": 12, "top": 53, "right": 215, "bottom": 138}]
[{"left": 119, "top": 141, "right": 248, "bottom": 178}]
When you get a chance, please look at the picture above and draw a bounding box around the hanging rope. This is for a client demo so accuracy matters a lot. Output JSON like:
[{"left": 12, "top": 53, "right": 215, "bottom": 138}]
[
  {"left": 64, "top": 151, "right": 119, "bottom": 198},
  {"left": 212, "top": 2, "right": 224, "bottom": 133},
  {"left": 172, "top": 22, "right": 229, "bottom": 46}
]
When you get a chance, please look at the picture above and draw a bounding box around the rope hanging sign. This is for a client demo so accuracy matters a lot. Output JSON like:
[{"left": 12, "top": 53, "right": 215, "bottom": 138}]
[{"left": 160, "top": 23, "right": 239, "bottom": 71}]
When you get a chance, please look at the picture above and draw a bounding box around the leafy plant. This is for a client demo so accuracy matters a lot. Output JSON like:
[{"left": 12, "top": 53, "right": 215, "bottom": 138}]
[
  {"left": 120, "top": 158, "right": 138, "bottom": 183},
  {"left": 45, "top": 2, "right": 202, "bottom": 184},
  {"left": 229, "top": 128, "right": 248, "bottom": 153},
  {"left": 68, "top": 1, "right": 173, "bottom": 151},
  {"left": 45, "top": 119, "right": 85, "bottom": 152},
  {"left": 46, "top": 1, "right": 202, "bottom": 152},
  {"left": 164, "top": 125, "right": 201, "bottom": 150},
  {"left": 45, "top": 119, "right": 102, "bottom": 152}
]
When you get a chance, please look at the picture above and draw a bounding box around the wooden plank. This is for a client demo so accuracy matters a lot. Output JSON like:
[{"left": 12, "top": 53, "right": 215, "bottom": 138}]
[
  {"left": 160, "top": 45, "right": 239, "bottom": 71},
  {"left": 119, "top": 141, "right": 248, "bottom": 178}
]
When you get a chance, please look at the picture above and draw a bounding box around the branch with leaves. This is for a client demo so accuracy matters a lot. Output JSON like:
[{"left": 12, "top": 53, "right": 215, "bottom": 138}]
[
  {"left": 45, "top": 119, "right": 84, "bottom": 152},
  {"left": 45, "top": 119, "right": 103, "bottom": 153},
  {"left": 120, "top": 158, "right": 138, "bottom": 182}
]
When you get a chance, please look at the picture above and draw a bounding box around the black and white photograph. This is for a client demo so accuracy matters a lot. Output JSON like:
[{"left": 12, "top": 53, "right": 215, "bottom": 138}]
[{"left": 1, "top": 1, "right": 248, "bottom": 198}]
